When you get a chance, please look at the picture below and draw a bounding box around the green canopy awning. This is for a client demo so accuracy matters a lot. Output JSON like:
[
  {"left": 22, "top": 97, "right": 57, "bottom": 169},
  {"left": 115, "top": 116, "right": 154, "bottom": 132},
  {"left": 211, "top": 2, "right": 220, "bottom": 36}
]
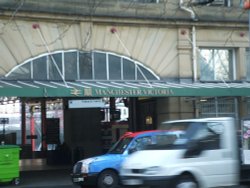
[{"left": 0, "top": 80, "right": 250, "bottom": 97}]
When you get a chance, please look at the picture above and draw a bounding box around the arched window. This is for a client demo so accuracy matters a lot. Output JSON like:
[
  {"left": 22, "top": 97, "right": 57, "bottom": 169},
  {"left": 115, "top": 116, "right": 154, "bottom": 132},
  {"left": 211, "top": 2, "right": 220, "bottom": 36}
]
[{"left": 5, "top": 50, "right": 159, "bottom": 81}]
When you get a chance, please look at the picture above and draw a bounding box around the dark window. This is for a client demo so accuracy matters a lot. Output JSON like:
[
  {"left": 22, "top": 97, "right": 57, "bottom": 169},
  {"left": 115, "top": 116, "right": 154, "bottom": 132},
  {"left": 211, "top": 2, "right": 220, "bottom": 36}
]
[
  {"left": 6, "top": 63, "right": 31, "bottom": 80},
  {"left": 246, "top": 48, "right": 250, "bottom": 81},
  {"left": 123, "top": 58, "right": 135, "bottom": 80},
  {"left": 108, "top": 137, "right": 133, "bottom": 154},
  {"left": 6, "top": 50, "right": 159, "bottom": 81},
  {"left": 109, "top": 54, "right": 121, "bottom": 80},
  {"left": 33, "top": 56, "right": 47, "bottom": 80},
  {"left": 64, "top": 51, "right": 77, "bottom": 80},
  {"left": 137, "top": 64, "right": 158, "bottom": 80},
  {"left": 48, "top": 53, "right": 63, "bottom": 80},
  {"left": 79, "top": 52, "right": 92, "bottom": 80},
  {"left": 94, "top": 52, "right": 107, "bottom": 80}
]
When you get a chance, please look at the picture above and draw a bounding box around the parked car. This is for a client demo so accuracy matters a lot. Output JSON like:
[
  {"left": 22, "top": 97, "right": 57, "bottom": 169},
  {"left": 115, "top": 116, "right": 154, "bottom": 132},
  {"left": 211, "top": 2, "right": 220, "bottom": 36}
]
[{"left": 71, "top": 129, "right": 182, "bottom": 188}]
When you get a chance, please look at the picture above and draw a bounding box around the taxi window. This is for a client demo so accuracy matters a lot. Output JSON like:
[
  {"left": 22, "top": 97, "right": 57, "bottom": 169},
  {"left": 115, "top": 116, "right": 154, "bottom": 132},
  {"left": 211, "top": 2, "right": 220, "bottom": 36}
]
[{"left": 130, "top": 136, "right": 152, "bottom": 151}]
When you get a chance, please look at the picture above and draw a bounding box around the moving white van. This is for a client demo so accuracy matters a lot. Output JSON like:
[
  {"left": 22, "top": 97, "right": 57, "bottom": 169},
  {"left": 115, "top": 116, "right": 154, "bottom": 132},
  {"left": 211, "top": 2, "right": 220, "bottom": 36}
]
[{"left": 120, "top": 117, "right": 240, "bottom": 188}]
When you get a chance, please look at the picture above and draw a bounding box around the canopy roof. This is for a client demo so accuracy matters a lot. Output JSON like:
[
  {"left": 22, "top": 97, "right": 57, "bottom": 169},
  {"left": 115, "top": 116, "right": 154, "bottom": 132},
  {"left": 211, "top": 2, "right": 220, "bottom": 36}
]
[{"left": 0, "top": 80, "right": 249, "bottom": 97}]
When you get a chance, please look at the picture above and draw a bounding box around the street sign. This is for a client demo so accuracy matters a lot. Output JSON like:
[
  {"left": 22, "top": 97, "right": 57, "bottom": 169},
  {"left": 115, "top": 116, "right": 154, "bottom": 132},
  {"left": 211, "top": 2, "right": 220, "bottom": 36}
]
[{"left": 0, "top": 118, "right": 9, "bottom": 124}]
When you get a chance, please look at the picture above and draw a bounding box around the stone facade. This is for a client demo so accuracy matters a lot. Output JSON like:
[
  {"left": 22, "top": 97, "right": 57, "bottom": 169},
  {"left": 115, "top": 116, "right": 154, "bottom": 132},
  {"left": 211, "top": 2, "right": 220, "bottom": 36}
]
[{"left": 0, "top": 0, "right": 248, "bottom": 125}]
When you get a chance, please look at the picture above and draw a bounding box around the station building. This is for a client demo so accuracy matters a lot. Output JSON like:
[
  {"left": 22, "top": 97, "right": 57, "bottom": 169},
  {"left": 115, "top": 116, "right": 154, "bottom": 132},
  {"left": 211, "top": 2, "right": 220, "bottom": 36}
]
[{"left": 0, "top": 0, "right": 249, "bottom": 161}]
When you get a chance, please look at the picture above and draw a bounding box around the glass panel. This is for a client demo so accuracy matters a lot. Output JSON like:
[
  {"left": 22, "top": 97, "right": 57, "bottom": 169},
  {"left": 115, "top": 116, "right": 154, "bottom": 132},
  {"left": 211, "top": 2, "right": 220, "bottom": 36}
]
[
  {"left": 46, "top": 101, "right": 64, "bottom": 145},
  {"left": 79, "top": 52, "right": 92, "bottom": 80},
  {"left": 33, "top": 56, "right": 47, "bottom": 80},
  {"left": 199, "top": 49, "right": 234, "bottom": 81},
  {"left": 123, "top": 58, "right": 135, "bottom": 80},
  {"left": 25, "top": 103, "right": 42, "bottom": 151},
  {"left": 109, "top": 54, "right": 121, "bottom": 80},
  {"left": 6, "top": 51, "right": 160, "bottom": 81},
  {"left": 94, "top": 52, "right": 107, "bottom": 80},
  {"left": 199, "top": 97, "right": 236, "bottom": 118},
  {"left": 48, "top": 53, "right": 63, "bottom": 80},
  {"left": 137, "top": 64, "right": 158, "bottom": 80},
  {"left": 0, "top": 103, "right": 21, "bottom": 146},
  {"left": 246, "top": 48, "right": 250, "bottom": 81},
  {"left": 6, "top": 63, "right": 31, "bottom": 80},
  {"left": 65, "top": 51, "right": 77, "bottom": 80}
]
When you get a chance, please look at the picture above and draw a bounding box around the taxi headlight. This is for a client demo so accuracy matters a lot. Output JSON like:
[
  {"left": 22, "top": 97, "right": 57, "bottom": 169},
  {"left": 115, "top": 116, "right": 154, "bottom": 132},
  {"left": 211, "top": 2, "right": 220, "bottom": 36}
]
[
  {"left": 81, "top": 164, "right": 89, "bottom": 173},
  {"left": 80, "top": 158, "right": 96, "bottom": 173}
]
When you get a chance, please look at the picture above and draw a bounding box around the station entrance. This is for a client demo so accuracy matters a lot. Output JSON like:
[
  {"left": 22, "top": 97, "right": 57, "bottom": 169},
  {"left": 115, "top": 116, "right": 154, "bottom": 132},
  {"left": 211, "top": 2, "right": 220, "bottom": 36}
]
[{"left": 0, "top": 96, "right": 157, "bottom": 165}]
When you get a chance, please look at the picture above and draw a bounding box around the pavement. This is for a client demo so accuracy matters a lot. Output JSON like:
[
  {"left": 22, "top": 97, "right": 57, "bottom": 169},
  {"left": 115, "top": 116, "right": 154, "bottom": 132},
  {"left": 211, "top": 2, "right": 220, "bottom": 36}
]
[
  {"left": 1, "top": 169, "right": 247, "bottom": 188},
  {"left": 0, "top": 168, "right": 77, "bottom": 188},
  {"left": 0, "top": 163, "right": 247, "bottom": 188}
]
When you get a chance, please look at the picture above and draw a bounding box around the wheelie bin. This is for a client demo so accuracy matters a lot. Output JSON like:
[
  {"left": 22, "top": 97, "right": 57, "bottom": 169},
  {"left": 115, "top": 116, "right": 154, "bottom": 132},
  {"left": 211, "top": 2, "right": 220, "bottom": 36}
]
[{"left": 0, "top": 145, "right": 21, "bottom": 185}]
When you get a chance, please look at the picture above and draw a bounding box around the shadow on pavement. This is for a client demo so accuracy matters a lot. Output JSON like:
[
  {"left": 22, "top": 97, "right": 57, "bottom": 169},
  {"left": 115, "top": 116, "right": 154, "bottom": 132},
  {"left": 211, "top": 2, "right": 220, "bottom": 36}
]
[{"left": 0, "top": 168, "right": 76, "bottom": 188}]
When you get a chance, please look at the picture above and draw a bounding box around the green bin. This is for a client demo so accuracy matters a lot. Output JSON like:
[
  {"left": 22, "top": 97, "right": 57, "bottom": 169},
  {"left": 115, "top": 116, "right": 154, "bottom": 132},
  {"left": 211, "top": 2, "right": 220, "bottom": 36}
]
[{"left": 0, "top": 145, "right": 20, "bottom": 185}]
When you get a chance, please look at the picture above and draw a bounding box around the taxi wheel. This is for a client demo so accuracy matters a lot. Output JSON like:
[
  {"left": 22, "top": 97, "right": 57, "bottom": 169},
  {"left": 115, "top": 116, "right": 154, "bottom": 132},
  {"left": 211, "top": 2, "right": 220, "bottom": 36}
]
[
  {"left": 175, "top": 174, "right": 198, "bottom": 188},
  {"left": 97, "top": 170, "right": 119, "bottom": 188}
]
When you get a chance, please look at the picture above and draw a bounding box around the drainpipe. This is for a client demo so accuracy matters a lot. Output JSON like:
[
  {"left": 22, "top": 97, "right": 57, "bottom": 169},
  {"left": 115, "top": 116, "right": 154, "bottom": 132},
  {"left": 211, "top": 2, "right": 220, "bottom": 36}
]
[
  {"left": 179, "top": 0, "right": 197, "bottom": 21},
  {"left": 192, "top": 26, "right": 197, "bottom": 82},
  {"left": 179, "top": 0, "right": 198, "bottom": 82}
]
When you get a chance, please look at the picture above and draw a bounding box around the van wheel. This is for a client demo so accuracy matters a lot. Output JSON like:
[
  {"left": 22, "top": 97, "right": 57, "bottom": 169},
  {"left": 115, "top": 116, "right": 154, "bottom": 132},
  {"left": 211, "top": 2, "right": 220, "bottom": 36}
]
[
  {"left": 97, "top": 170, "right": 119, "bottom": 188},
  {"left": 175, "top": 175, "right": 198, "bottom": 188}
]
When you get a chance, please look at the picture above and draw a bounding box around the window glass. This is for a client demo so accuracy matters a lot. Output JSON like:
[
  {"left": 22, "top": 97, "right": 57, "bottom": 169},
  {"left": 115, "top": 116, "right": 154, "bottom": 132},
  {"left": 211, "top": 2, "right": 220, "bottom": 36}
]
[
  {"left": 109, "top": 54, "right": 121, "bottom": 80},
  {"left": 6, "top": 63, "right": 31, "bottom": 80},
  {"left": 246, "top": 48, "right": 250, "bottom": 81},
  {"left": 130, "top": 136, "right": 152, "bottom": 152},
  {"left": 199, "top": 97, "right": 236, "bottom": 118},
  {"left": 137, "top": 64, "right": 158, "bottom": 80},
  {"left": 199, "top": 48, "right": 234, "bottom": 81},
  {"left": 33, "top": 56, "right": 47, "bottom": 80},
  {"left": 94, "top": 52, "right": 107, "bottom": 80},
  {"left": 123, "top": 58, "right": 135, "bottom": 80},
  {"left": 108, "top": 137, "right": 133, "bottom": 154},
  {"left": 193, "top": 122, "right": 221, "bottom": 150},
  {"left": 64, "top": 51, "right": 77, "bottom": 80},
  {"left": 6, "top": 50, "right": 159, "bottom": 81},
  {"left": 158, "top": 121, "right": 221, "bottom": 150},
  {"left": 79, "top": 52, "right": 92, "bottom": 80},
  {"left": 48, "top": 53, "right": 63, "bottom": 80}
]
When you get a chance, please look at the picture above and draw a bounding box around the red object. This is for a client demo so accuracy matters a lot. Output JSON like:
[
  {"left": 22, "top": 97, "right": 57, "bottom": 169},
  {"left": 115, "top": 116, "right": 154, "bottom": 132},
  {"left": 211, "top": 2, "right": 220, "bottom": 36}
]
[
  {"left": 30, "top": 115, "right": 35, "bottom": 151},
  {"left": 244, "top": 0, "right": 250, "bottom": 9},
  {"left": 32, "top": 23, "right": 40, "bottom": 29},
  {"left": 240, "top": 32, "right": 245, "bottom": 37},
  {"left": 180, "top": 29, "right": 186, "bottom": 35},
  {"left": 110, "top": 27, "right": 117, "bottom": 33},
  {"left": 120, "top": 130, "right": 169, "bottom": 139}
]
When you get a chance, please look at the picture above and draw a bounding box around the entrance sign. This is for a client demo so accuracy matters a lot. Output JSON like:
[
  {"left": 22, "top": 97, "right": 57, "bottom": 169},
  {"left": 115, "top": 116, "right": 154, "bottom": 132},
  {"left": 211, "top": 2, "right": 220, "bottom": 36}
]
[
  {"left": 80, "top": 88, "right": 174, "bottom": 97},
  {"left": 68, "top": 99, "right": 105, "bottom": 109},
  {"left": 88, "top": 88, "right": 174, "bottom": 97}
]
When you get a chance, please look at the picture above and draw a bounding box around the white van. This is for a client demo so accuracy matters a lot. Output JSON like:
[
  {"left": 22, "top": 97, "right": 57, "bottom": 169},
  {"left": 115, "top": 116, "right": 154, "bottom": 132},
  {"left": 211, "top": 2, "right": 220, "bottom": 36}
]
[{"left": 120, "top": 117, "right": 240, "bottom": 188}]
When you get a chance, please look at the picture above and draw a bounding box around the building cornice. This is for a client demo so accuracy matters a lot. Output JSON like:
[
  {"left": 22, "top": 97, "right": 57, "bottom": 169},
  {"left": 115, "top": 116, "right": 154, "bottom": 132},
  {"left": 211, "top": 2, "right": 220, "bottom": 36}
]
[{"left": 0, "top": 10, "right": 248, "bottom": 30}]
